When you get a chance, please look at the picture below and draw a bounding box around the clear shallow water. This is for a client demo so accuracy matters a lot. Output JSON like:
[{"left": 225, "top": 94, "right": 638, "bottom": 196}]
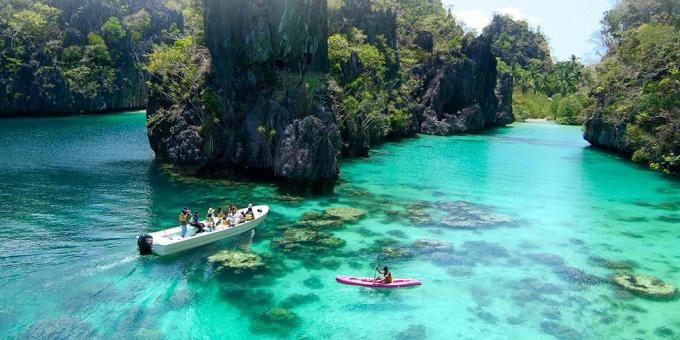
[{"left": 1, "top": 113, "right": 679, "bottom": 339}]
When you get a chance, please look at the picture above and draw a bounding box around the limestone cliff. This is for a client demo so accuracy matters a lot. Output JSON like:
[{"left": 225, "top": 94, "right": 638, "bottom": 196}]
[
  {"left": 0, "top": 0, "right": 182, "bottom": 116},
  {"left": 148, "top": 0, "right": 340, "bottom": 190},
  {"left": 416, "top": 33, "right": 512, "bottom": 135},
  {"left": 147, "top": 0, "right": 514, "bottom": 190}
]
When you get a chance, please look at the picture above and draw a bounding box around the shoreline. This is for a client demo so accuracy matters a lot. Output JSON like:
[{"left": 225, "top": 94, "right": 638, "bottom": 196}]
[{"left": 0, "top": 107, "right": 147, "bottom": 119}]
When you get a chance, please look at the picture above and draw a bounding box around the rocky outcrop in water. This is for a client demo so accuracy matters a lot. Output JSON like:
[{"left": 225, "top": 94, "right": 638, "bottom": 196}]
[
  {"left": 147, "top": 0, "right": 514, "bottom": 190},
  {"left": 612, "top": 274, "right": 678, "bottom": 299},
  {"left": 0, "top": 0, "right": 182, "bottom": 116},
  {"left": 148, "top": 0, "right": 339, "bottom": 190},
  {"left": 583, "top": 110, "right": 632, "bottom": 154}
]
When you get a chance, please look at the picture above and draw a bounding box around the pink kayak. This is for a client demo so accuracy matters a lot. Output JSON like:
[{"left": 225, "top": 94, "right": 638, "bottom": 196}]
[{"left": 336, "top": 276, "right": 422, "bottom": 288}]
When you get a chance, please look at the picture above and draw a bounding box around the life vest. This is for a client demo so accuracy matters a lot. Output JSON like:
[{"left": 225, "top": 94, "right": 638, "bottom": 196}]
[
  {"left": 206, "top": 213, "right": 214, "bottom": 222},
  {"left": 179, "top": 213, "right": 188, "bottom": 223},
  {"left": 245, "top": 213, "right": 254, "bottom": 220},
  {"left": 384, "top": 273, "right": 393, "bottom": 284},
  {"left": 217, "top": 212, "right": 225, "bottom": 219}
]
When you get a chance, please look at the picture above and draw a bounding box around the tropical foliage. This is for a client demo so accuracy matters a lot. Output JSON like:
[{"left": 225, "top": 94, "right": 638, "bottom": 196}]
[
  {"left": 0, "top": 0, "right": 178, "bottom": 111},
  {"left": 487, "top": 15, "right": 592, "bottom": 124},
  {"left": 587, "top": 0, "right": 680, "bottom": 173}
]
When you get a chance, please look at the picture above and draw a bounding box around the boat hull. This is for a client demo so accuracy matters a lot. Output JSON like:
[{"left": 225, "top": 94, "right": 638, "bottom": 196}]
[
  {"left": 145, "top": 205, "right": 269, "bottom": 256},
  {"left": 335, "top": 275, "right": 422, "bottom": 288}
]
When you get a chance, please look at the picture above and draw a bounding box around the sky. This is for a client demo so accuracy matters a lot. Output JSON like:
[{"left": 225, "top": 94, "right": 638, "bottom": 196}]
[{"left": 442, "top": 0, "right": 615, "bottom": 63}]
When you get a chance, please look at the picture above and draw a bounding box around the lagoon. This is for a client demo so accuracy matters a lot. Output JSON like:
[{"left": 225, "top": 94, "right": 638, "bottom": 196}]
[{"left": 1, "top": 112, "right": 679, "bottom": 339}]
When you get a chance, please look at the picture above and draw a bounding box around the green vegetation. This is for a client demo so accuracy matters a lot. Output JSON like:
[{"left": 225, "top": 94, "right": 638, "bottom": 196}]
[
  {"left": 327, "top": 0, "right": 466, "bottom": 151},
  {"left": 0, "top": 0, "right": 179, "bottom": 113},
  {"left": 487, "top": 15, "right": 591, "bottom": 124},
  {"left": 147, "top": 36, "right": 203, "bottom": 108},
  {"left": 586, "top": 0, "right": 680, "bottom": 173}
]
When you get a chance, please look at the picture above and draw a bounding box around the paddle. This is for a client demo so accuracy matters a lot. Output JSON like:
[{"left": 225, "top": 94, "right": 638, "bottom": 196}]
[{"left": 372, "top": 253, "right": 382, "bottom": 288}]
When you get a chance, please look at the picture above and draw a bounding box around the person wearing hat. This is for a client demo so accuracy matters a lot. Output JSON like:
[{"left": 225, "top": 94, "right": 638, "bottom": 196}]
[
  {"left": 244, "top": 204, "right": 255, "bottom": 221},
  {"left": 206, "top": 208, "right": 216, "bottom": 229}
]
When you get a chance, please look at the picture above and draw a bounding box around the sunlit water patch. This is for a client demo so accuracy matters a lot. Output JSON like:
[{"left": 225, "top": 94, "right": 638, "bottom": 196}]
[{"left": 1, "top": 113, "right": 679, "bottom": 339}]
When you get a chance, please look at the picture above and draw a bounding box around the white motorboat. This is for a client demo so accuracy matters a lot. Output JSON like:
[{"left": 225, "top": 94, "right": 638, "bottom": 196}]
[{"left": 137, "top": 205, "right": 269, "bottom": 256}]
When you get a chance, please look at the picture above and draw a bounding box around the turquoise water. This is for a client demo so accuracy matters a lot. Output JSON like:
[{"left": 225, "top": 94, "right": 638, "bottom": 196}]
[{"left": 1, "top": 112, "right": 679, "bottom": 339}]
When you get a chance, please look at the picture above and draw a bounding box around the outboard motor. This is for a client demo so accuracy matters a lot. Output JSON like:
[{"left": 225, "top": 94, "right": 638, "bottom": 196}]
[{"left": 137, "top": 234, "right": 153, "bottom": 255}]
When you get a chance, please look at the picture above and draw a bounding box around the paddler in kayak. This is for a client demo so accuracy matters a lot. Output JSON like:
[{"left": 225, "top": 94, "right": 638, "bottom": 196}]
[{"left": 374, "top": 266, "right": 393, "bottom": 284}]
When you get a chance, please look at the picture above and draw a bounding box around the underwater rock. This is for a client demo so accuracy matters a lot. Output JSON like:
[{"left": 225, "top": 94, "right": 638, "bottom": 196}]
[
  {"left": 298, "top": 218, "right": 344, "bottom": 229},
  {"left": 272, "top": 228, "right": 345, "bottom": 254},
  {"left": 323, "top": 207, "right": 367, "bottom": 222},
  {"left": 659, "top": 215, "right": 680, "bottom": 223},
  {"left": 280, "top": 293, "right": 320, "bottom": 308},
  {"left": 322, "top": 259, "right": 342, "bottom": 270},
  {"left": 508, "top": 278, "right": 562, "bottom": 296},
  {"left": 21, "top": 317, "right": 96, "bottom": 339},
  {"left": 462, "top": 241, "right": 510, "bottom": 258},
  {"left": 468, "top": 306, "right": 498, "bottom": 324},
  {"left": 540, "top": 321, "right": 583, "bottom": 340},
  {"left": 208, "top": 250, "right": 266, "bottom": 275},
  {"left": 396, "top": 324, "right": 427, "bottom": 340},
  {"left": 411, "top": 239, "right": 454, "bottom": 254},
  {"left": 355, "top": 227, "right": 381, "bottom": 237},
  {"left": 250, "top": 307, "right": 301, "bottom": 336},
  {"left": 506, "top": 316, "right": 525, "bottom": 325},
  {"left": 527, "top": 253, "right": 566, "bottom": 267},
  {"left": 436, "top": 201, "right": 511, "bottom": 228},
  {"left": 387, "top": 230, "right": 407, "bottom": 238},
  {"left": 403, "top": 201, "right": 434, "bottom": 225},
  {"left": 447, "top": 266, "right": 474, "bottom": 277},
  {"left": 303, "top": 276, "right": 324, "bottom": 289},
  {"left": 300, "top": 211, "right": 325, "bottom": 220},
  {"left": 404, "top": 200, "right": 512, "bottom": 229},
  {"left": 381, "top": 247, "right": 413, "bottom": 259},
  {"left": 612, "top": 274, "right": 678, "bottom": 299},
  {"left": 274, "top": 194, "right": 304, "bottom": 204},
  {"left": 589, "top": 256, "right": 635, "bottom": 271},
  {"left": 443, "top": 241, "right": 510, "bottom": 267},
  {"left": 654, "top": 327, "right": 675, "bottom": 338},
  {"left": 552, "top": 265, "right": 605, "bottom": 286},
  {"left": 359, "top": 238, "right": 413, "bottom": 260}
]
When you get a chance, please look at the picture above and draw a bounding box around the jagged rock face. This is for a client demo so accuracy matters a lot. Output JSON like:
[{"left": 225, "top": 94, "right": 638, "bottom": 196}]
[
  {"left": 204, "top": 0, "right": 329, "bottom": 87},
  {"left": 417, "top": 34, "right": 512, "bottom": 135},
  {"left": 274, "top": 115, "right": 340, "bottom": 188},
  {"left": 147, "top": 47, "right": 212, "bottom": 169},
  {"left": 340, "top": 51, "right": 364, "bottom": 83},
  {"left": 0, "top": 0, "right": 182, "bottom": 116},
  {"left": 415, "top": 31, "right": 434, "bottom": 52},
  {"left": 148, "top": 0, "right": 340, "bottom": 190},
  {"left": 583, "top": 110, "right": 632, "bottom": 154},
  {"left": 495, "top": 73, "right": 515, "bottom": 126},
  {"left": 329, "top": 0, "right": 397, "bottom": 49}
]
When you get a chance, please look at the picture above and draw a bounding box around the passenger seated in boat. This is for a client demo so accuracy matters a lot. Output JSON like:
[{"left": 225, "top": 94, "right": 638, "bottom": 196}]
[
  {"left": 190, "top": 212, "right": 206, "bottom": 233},
  {"left": 227, "top": 213, "right": 237, "bottom": 226},
  {"left": 179, "top": 208, "right": 189, "bottom": 238},
  {"left": 206, "top": 208, "right": 215, "bottom": 228},
  {"left": 229, "top": 203, "right": 237, "bottom": 215},
  {"left": 374, "top": 266, "right": 393, "bottom": 284},
  {"left": 215, "top": 207, "right": 225, "bottom": 226},
  {"left": 244, "top": 204, "right": 255, "bottom": 220}
]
